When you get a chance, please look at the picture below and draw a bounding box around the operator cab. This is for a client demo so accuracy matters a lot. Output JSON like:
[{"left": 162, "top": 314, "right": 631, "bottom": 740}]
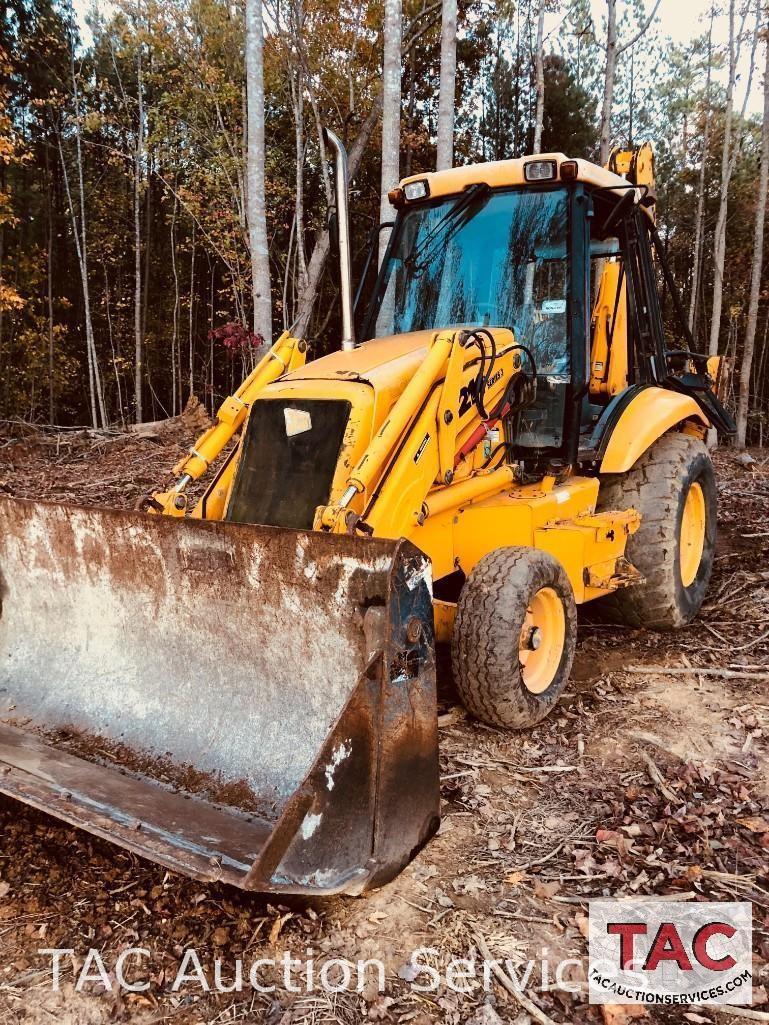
[
  {"left": 361, "top": 150, "right": 729, "bottom": 473},
  {"left": 362, "top": 181, "right": 572, "bottom": 456}
]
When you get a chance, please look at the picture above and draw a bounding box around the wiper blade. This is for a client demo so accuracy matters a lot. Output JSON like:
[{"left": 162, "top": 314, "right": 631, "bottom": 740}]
[{"left": 405, "top": 183, "right": 491, "bottom": 273}]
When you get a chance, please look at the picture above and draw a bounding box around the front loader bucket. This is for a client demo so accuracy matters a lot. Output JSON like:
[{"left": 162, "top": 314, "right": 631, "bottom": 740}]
[{"left": 0, "top": 497, "right": 439, "bottom": 895}]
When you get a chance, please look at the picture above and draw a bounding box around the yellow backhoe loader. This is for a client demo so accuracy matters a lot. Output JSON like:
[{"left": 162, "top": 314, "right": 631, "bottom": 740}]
[{"left": 0, "top": 133, "right": 734, "bottom": 895}]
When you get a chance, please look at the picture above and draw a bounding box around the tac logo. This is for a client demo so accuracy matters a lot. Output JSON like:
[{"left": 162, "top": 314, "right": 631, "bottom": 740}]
[{"left": 588, "top": 901, "right": 752, "bottom": 1006}]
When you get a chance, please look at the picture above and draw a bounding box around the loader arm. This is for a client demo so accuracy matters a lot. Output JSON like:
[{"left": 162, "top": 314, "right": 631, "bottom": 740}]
[
  {"left": 145, "top": 331, "right": 307, "bottom": 517},
  {"left": 314, "top": 328, "right": 535, "bottom": 540}
]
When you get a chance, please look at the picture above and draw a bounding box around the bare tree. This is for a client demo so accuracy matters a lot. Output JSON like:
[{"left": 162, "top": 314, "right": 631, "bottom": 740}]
[
  {"left": 533, "top": 0, "right": 546, "bottom": 153},
  {"left": 289, "top": 1, "right": 309, "bottom": 304},
  {"left": 688, "top": 11, "right": 715, "bottom": 338},
  {"left": 737, "top": 16, "right": 769, "bottom": 447},
  {"left": 292, "top": 7, "right": 437, "bottom": 338},
  {"left": 598, "top": 0, "right": 662, "bottom": 164},
  {"left": 709, "top": 0, "right": 760, "bottom": 356},
  {"left": 44, "top": 146, "right": 55, "bottom": 423},
  {"left": 134, "top": 21, "right": 145, "bottom": 422},
  {"left": 246, "top": 0, "right": 272, "bottom": 344},
  {"left": 436, "top": 0, "right": 458, "bottom": 170},
  {"left": 379, "top": 0, "right": 402, "bottom": 267},
  {"left": 170, "top": 191, "right": 180, "bottom": 415},
  {"left": 62, "top": 18, "right": 107, "bottom": 429},
  {"left": 293, "top": 97, "right": 383, "bottom": 338}
]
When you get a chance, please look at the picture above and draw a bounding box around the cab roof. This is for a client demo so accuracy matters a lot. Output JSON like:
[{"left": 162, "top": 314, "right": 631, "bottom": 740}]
[{"left": 399, "top": 153, "right": 636, "bottom": 202}]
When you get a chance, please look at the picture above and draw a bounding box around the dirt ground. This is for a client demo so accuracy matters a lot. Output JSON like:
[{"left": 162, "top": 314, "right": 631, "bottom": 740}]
[{"left": 0, "top": 412, "right": 767, "bottom": 1025}]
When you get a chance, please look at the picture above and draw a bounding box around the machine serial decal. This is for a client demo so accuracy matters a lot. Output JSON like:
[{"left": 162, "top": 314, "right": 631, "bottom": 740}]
[{"left": 458, "top": 369, "right": 505, "bottom": 416}]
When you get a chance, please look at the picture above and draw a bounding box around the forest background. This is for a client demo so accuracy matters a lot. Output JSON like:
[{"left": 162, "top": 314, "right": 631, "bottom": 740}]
[{"left": 1, "top": 0, "right": 768, "bottom": 448}]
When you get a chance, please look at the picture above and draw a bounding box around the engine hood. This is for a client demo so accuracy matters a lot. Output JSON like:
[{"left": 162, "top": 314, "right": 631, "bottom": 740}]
[{"left": 282, "top": 331, "right": 434, "bottom": 391}]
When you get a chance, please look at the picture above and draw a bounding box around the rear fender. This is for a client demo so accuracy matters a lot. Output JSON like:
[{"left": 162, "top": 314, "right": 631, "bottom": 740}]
[{"left": 596, "top": 386, "right": 708, "bottom": 473}]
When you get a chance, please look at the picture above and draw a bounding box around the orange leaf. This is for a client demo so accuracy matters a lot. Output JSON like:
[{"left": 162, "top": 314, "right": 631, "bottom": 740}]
[
  {"left": 737, "top": 816, "right": 769, "bottom": 833},
  {"left": 601, "top": 1005, "right": 649, "bottom": 1023}
]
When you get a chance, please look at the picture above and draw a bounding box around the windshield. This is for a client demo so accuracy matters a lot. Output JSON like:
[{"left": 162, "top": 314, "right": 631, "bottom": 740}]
[{"left": 366, "top": 187, "right": 570, "bottom": 373}]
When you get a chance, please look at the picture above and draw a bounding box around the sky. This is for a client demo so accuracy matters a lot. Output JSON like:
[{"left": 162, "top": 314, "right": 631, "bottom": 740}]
[
  {"left": 580, "top": 0, "right": 764, "bottom": 117},
  {"left": 73, "top": 0, "right": 765, "bottom": 118}
]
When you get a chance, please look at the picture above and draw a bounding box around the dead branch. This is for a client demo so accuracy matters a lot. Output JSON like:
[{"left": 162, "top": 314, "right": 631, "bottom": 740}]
[{"left": 474, "top": 933, "right": 559, "bottom": 1025}]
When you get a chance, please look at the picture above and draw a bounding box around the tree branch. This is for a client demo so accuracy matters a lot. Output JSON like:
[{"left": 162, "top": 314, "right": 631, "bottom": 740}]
[{"left": 617, "top": 0, "right": 663, "bottom": 54}]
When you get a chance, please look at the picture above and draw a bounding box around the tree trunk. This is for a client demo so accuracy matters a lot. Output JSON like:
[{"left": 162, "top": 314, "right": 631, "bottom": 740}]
[
  {"left": 708, "top": 0, "right": 737, "bottom": 357},
  {"left": 170, "top": 190, "right": 180, "bottom": 416},
  {"left": 688, "top": 15, "right": 714, "bottom": 339},
  {"left": 532, "top": 0, "right": 546, "bottom": 154},
  {"left": 379, "top": 0, "right": 402, "bottom": 267},
  {"left": 287, "top": 0, "right": 308, "bottom": 310},
  {"left": 189, "top": 222, "right": 197, "bottom": 398},
  {"left": 405, "top": 46, "right": 417, "bottom": 177},
  {"left": 63, "top": 24, "right": 107, "bottom": 429},
  {"left": 142, "top": 163, "right": 152, "bottom": 343},
  {"left": 599, "top": 0, "right": 617, "bottom": 164},
  {"left": 293, "top": 96, "right": 383, "bottom": 338},
  {"left": 436, "top": 0, "right": 457, "bottom": 170},
  {"left": 736, "top": 22, "right": 769, "bottom": 448},
  {"left": 133, "top": 29, "right": 144, "bottom": 423},
  {"left": 245, "top": 0, "right": 272, "bottom": 343},
  {"left": 291, "top": 66, "right": 308, "bottom": 298},
  {"left": 45, "top": 146, "right": 55, "bottom": 424},
  {"left": 103, "top": 263, "right": 125, "bottom": 428}
]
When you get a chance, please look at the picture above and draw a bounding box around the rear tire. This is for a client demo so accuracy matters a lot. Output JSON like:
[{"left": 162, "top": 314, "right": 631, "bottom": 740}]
[
  {"left": 596, "top": 432, "right": 716, "bottom": 630},
  {"left": 451, "top": 548, "right": 577, "bottom": 729}
]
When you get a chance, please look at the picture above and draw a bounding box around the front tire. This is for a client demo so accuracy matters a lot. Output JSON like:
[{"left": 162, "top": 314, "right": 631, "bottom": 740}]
[
  {"left": 451, "top": 548, "right": 577, "bottom": 729},
  {"left": 597, "top": 432, "right": 716, "bottom": 629}
]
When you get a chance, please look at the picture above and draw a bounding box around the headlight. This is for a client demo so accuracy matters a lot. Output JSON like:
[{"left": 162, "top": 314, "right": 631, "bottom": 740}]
[
  {"left": 403, "top": 179, "right": 430, "bottom": 201},
  {"left": 524, "top": 160, "right": 558, "bottom": 182}
]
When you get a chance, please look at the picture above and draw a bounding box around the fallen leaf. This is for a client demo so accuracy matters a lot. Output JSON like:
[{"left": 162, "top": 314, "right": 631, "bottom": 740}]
[
  {"left": 533, "top": 879, "right": 561, "bottom": 899},
  {"left": 268, "top": 912, "right": 292, "bottom": 945},
  {"left": 601, "top": 1005, "right": 649, "bottom": 1023},
  {"left": 575, "top": 912, "right": 589, "bottom": 939},
  {"left": 505, "top": 870, "right": 528, "bottom": 885},
  {"left": 397, "top": 962, "right": 421, "bottom": 982},
  {"left": 737, "top": 816, "right": 769, "bottom": 833},
  {"left": 367, "top": 995, "right": 394, "bottom": 1020},
  {"left": 596, "top": 828, "right": 632, "bottom": 859},
  {"left": 453, "top": 874, "right": 486, "bottom": 895},
  {"left": 463, "top": 1005, "right": 505, "bottom": 1025}
]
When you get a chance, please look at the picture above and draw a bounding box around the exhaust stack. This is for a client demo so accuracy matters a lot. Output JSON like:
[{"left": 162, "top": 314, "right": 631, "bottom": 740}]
[{"left": 324, "top": 128, "right": 356, "bottom": 351}]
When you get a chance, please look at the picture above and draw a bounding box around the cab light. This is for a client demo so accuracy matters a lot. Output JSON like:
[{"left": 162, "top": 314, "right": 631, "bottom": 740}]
[
  {"left": 403, "top": 179, "right": 430, "bottom": 201},
  {"left": 388, "top": 186, "right": 405, "bottom": 208},
  {"left": 524, "top": 160, "right": 558, "bottom": 182},
  {"left": 560, "top": 160, "right": 578, "bottom": 181}
]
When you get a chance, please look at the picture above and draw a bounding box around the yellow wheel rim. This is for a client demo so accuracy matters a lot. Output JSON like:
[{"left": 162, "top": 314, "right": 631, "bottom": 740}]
[
  {"left": 519, "top": 586, "right": 566, "bottom": 695},
  {"left": 680, "top": 481, "right": 706, "bottom": 588}
]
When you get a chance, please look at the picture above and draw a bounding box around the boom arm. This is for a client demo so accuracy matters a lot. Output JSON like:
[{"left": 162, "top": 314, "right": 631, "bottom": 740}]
[
  {"left": 315, "top": 328, "right": 534, "bottom": 540},
  {"left": 589, "top": 143, "right": 656, "bottom": 400},
  {"left": 144, "top": 331, "right": 307, "bottom": 516}
]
